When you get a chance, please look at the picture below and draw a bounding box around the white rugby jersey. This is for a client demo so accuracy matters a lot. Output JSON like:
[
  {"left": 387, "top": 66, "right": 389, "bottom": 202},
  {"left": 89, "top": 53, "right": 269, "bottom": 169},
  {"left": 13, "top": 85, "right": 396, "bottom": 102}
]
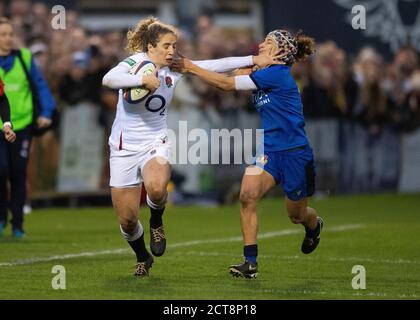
[{"left": 103, "top": 52, "right": 254, "bottom": 152}]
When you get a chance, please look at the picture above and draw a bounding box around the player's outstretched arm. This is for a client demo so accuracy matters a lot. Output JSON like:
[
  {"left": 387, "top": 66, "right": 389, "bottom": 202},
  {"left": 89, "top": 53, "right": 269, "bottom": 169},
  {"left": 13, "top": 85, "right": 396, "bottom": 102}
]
[
  {"left": 190, "top": 52, "right": 284, "bottom": 73},
  {"left": 173, "top": 58, "right": 259, "bottom": 92},
  {"left": 192, "top": 56, "right": 253, "bottom": 73},
  {"left": 180, "top": 59, "right": 245, "bottom": 92},
  {"left": 229, "top": 67, "right": 254, "bottom": 76}
]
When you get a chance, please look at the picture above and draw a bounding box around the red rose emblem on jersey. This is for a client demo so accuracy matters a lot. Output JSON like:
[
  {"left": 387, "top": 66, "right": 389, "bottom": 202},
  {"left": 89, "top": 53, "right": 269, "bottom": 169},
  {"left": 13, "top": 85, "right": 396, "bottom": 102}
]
[{"left": 165, "top": 76, "right": 173, "bottom": 88}]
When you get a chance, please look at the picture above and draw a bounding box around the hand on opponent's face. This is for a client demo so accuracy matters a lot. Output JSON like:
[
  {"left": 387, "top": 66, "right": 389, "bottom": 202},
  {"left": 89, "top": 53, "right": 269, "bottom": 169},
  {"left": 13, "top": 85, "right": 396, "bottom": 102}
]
[
  {"left": 253, "top": 50, "right": 287, "bottom": 69},
  {"left": 170, "top": 49, "right": 195, "bottom": 73}
]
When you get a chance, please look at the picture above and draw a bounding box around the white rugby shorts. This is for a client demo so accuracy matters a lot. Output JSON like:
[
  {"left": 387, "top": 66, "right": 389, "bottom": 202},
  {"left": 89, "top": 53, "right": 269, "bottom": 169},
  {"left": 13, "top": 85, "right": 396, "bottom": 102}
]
[{"left": 109, "top": 136, "right": 171, "bottom": 188}]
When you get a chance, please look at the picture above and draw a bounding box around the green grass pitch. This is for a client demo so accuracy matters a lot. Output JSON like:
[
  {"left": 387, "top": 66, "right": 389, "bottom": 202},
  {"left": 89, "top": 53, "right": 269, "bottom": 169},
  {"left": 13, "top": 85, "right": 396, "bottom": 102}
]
[{"left": 0, "top": 194, "right": 419, "bottom": 300}]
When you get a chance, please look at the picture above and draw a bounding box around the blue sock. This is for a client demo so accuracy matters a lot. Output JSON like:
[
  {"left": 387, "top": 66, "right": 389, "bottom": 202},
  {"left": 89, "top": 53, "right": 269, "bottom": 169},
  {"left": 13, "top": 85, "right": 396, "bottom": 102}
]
[
  {"left": 244, "top": 244, "right": 258, "bottom": 264},
  {"left": 246, "top": 255, "right": 257, "bottom": 264}
]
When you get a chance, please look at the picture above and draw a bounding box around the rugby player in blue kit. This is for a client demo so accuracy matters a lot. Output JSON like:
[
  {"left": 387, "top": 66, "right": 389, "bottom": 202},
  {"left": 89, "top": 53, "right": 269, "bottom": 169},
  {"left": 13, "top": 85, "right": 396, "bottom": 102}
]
[{"left": 173, "top": 29, "right": 324, "bottom": 278}]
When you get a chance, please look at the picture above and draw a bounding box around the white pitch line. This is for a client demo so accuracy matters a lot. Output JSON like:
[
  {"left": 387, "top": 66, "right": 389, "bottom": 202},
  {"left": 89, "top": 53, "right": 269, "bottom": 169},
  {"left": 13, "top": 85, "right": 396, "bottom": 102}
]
[
  {"left": 0, "top": 224, "right": 363, "bottom": 267},
  {"left": 0, "top": 249, "right": 129, "bottom": 267},
  {"left": 176, "top": 251, "right": 420, "bottom": 266}
]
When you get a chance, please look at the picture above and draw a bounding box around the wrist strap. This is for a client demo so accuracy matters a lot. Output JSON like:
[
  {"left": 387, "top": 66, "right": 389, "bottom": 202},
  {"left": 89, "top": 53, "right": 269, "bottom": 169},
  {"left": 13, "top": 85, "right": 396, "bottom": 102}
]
[{"left": 3, "top": 121, "right": 12, "bottom": 129}]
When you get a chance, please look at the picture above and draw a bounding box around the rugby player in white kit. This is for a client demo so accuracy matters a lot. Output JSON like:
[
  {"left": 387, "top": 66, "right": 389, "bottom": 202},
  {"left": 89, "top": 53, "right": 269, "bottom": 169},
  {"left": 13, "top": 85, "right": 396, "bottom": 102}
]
[{"left": 102, "top": 17, "right": 282, "bottom": 276}]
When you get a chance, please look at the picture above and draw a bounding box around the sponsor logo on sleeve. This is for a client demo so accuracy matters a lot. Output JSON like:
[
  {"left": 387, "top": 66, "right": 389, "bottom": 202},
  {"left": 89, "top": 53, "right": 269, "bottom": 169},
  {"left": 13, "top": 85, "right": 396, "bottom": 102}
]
[{"left": 123, "top": 58, "right": 137, "bottom": 67}]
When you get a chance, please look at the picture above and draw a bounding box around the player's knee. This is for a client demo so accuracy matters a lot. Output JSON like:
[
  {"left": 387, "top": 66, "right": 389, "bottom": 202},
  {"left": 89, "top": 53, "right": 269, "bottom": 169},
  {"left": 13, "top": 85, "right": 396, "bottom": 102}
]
[
  {"left": 147, "top": 185, "right": 167, "bottom": 203},
  {"left": 239, "top": 190, "right": 259, "bottom": 206},
  {"left": 289, "top": 215, "right": 304, "bottom": 225}
]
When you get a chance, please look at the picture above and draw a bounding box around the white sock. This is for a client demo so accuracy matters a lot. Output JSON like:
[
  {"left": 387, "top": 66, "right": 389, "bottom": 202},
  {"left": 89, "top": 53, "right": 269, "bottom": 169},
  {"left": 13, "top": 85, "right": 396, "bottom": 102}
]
[
  {"left": 146, "top": 193, "right": 167, "bottom": 210},
  {"left": 120, "top": 220, "right": 144, "bottom": 242}
]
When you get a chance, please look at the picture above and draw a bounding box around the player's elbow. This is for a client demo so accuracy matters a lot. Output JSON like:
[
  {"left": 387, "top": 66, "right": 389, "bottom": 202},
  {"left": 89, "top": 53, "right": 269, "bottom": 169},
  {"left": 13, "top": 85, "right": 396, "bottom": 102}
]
[
  {"left": 102, "top": 73, "right": 116, "bottom": 88},
  {"left": 102, "top": 73, "right": 113, "bottom": 88}
]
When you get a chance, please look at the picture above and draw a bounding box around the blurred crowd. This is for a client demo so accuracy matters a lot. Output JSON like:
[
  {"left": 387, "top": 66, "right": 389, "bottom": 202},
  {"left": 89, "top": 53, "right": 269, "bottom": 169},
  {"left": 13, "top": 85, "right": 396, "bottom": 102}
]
[
  {"left": 299, "top": 42, "right": 420, "bottom": 134},
  {"left": 297, "top": 42, "right": 420, "bottom": 193},
  {"left": 2, "top": 0, "right": 420, "bottom": 195}
]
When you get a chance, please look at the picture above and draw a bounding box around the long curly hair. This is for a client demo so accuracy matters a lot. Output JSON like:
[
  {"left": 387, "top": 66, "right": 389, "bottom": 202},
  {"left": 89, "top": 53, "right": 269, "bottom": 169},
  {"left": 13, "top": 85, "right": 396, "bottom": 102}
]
[
  {"left": 267, "top": 29, "right": 316, "bottom": 66},
  {"left": 126, "top": 17, "right": 179, "bottom": 54}
]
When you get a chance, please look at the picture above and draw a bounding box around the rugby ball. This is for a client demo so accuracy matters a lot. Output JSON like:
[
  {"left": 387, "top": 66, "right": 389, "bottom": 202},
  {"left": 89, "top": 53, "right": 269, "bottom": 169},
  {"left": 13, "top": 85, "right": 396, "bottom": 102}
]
[{"left": 123, "top": 61, "right": 157, "bottom": 104}]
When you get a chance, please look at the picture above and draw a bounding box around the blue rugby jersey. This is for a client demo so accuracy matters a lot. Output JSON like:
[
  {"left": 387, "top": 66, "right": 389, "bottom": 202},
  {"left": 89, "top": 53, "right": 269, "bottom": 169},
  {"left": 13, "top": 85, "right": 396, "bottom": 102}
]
[{"left": 249, "top": 65, "right": 308, "bottom": 152}]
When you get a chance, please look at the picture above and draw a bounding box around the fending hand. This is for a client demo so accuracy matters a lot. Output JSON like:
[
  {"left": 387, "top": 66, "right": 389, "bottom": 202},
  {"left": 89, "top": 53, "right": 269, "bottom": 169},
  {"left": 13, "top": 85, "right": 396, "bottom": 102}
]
[
  {"left": 253, "top": 51, "right": 287, "bottom": 69},
  {"left": 170, "top": 57, "right": 194, "bottom": 74}
]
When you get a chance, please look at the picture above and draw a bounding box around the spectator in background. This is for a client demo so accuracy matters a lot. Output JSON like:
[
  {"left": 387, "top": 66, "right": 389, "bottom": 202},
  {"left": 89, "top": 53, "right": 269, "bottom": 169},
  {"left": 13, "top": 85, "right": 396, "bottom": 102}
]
[
  {"left": 194, "top": 12, "right": 224, "bottom": 59},
  {"left": 29, "top": 41, "right": 49, "bottom": 73},
  {"left": 354, "top": 47, "right": 392, "bottom": 134},
  {"left": 390, "top": 46, "right": 419, "bottom": 106},
  {"left": 59, "top": 51, "right": 92, "bottom": 105},
  {"left": 65, "top": 10, "right": 80, "bottom": 31},
  {"left": 393, "top": 70, "right": 420, "bottom": 132},
  {"left": 302, "top": 42, "right": 358, "bottom": 194},
  {"left": 0, "top": 17, "right": 56, "bottom": 237},
  {"left": 385, "top": 47, "right": 420, "bottom": 133},
  {"left": 70, "top": 27, "right": 90, "bottom": 53},
  {"left": 0, "top": 79, "right": 17, "bottom": 235},
  {"left": 292, "top": 55, "right": 312, "bottom": 92},
  {"left": 26, "top": 40, "right": 58, "bottom": 213},
  {"left": 353, "top": 47, "right": 400, "bottom": 191},
  {"left": 303, "top": 41, "right": 357, "bottom": 119},
  {"left": 8, "top": 0, "right": 32, "bottom": 27}
]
